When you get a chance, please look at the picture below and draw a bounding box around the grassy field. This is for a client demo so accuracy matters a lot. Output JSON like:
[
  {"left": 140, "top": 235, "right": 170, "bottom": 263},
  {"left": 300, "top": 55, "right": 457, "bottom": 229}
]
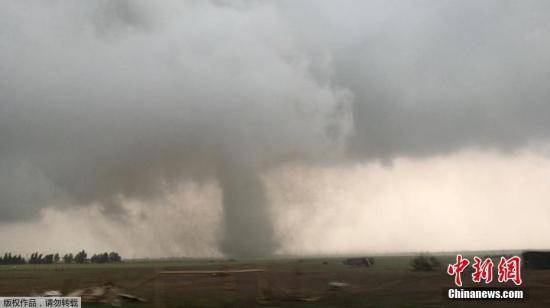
[{"left": 0, "top": 255, "right": 548, "bottom": 307}]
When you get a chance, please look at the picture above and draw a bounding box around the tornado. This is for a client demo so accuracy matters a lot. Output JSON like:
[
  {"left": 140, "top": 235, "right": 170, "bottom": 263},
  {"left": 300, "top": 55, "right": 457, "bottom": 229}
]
[{"left": 218, "top": 161, "right": 275, "bottom": 257}]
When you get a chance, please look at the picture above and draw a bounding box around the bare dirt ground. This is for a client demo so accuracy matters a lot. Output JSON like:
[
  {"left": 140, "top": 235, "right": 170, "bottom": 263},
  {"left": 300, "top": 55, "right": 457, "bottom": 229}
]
[{"left": 0, "top": 255, "right": 548, "bottom": 307}]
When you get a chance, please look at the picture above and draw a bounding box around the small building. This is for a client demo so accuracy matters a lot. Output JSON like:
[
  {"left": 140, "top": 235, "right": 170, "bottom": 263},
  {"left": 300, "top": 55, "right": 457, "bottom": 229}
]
[
  {"left": 523, "top": 251, "right": 550, "bottom": 269},
  {"left": 343, "top": 257, "right": 375, "bottom": 267}
]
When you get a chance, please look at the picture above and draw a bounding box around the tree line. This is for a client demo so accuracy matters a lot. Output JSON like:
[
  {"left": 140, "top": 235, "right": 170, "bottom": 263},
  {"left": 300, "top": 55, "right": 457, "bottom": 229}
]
[{"left": 0, "top": 250, "right": 122, "bottom": 265}]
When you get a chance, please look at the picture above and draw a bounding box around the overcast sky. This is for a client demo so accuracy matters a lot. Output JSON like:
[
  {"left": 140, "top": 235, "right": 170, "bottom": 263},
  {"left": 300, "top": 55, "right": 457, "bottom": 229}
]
[{"left": 1, "top": 0, "right": 550, "bottom": 257}]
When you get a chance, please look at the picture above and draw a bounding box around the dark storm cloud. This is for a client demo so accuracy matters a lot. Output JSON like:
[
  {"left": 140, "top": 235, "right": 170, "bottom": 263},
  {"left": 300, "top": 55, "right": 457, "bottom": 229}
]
[
  {"left": 1, "top": 0, "right": 550, "bottom": 255},
  {"left": 281, "top": 0, "right": 550, "bottom": 158},
  {"left": 0, "top": 0, "right": 352, "bottom": 256}
]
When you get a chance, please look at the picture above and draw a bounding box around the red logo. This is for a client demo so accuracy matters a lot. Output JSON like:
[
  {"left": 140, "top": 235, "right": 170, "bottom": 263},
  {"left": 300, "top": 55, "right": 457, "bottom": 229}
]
[
  {"left": 447, "top": 254, "right": 470, "bottom": 287},
  {"left": 498, "top": 256, "right": 522, "bottom": 285},
  {"left": 472, "top": 257, "right": 494, "bottom": 284},
  {"left": 447, "top": 255, "right": 522, "bottom": 286}
]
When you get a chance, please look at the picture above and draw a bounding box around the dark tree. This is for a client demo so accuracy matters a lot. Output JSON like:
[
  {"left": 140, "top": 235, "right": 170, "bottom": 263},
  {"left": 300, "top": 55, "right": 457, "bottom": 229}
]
[
  {"left": 0, "top": 253, "right": 26, "bottom": 265},
  {"left": 411, "top": 255, "right": 440, "bottom": 271},
  {"left": 29, "top": 252, "right": 44, "bottom": 264},
  {"left": 74, "top": 250, "right": 87, "bottom": 263},
  {"left": 63, "top": 253, "right": 74, "bottom": 263},
  {"left": 2, "top": 250, "right": 121, "bottom": 265},
  {"left": 109, "top": 252, "right": 122, "bottom": 262},
  {"left": 90, "top": 251, "right": 122, "bottom": 263},
  {"left": 43, "top": 254, "right": 54, "bottom": 264}
]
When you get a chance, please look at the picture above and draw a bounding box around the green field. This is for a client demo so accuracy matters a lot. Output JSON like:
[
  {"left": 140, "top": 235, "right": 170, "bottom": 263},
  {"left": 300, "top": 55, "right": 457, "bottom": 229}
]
[{"left": 0, "top": 255, "right": 547, "bottom": 307}]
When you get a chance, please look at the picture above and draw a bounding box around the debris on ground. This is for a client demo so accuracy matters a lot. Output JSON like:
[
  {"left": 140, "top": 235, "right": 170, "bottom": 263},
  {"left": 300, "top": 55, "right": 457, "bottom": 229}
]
[
  {"left": 328, "top": 282, "right": 349, "bottom": 290},
  {"left": 280, "top": 295, "right": 322, "bottom": 302},
  {"left": 42, "top": 290, "right": 62, "bottom": 297},
  {"left": 159, "top": 269, "right": 264, "bottom": 275},
  {"left": 34, "top": 284, "right": 148, "bottom": 306},
  {"left": 67, "top": 285, "right": 117, "bottom": 304},
  {"left": 343, "top": 257, "right": 375, "bottom": 267},
  {"left": 117, "top": 293, "right": 147, "bottom": 302}
]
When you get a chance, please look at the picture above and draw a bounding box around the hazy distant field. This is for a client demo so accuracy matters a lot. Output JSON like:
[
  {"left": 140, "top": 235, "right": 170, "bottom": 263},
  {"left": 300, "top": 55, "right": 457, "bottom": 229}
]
[{"left": 0, "top": 255, "right": 548, "bottom": 307}]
